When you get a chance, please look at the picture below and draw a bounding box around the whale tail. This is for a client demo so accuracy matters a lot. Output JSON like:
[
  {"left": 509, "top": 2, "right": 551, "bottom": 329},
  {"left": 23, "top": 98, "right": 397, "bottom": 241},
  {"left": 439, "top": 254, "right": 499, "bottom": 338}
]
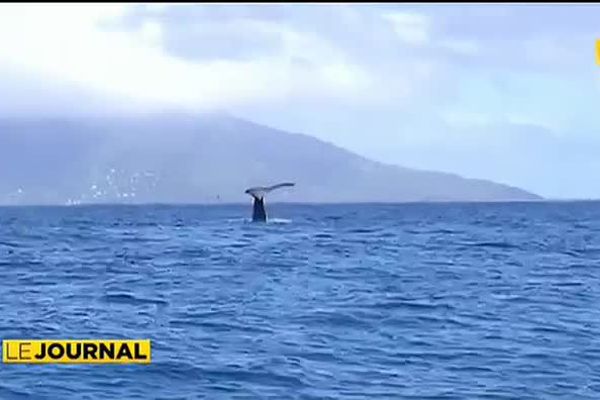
[{"left": 244, "top": 182, "right": 295, "bottom": 222}]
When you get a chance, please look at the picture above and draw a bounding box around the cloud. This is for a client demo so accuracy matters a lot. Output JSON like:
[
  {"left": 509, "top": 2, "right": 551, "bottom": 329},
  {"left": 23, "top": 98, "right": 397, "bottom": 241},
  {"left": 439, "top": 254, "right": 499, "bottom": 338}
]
[
  {"left": 0, "top": 4, "right": 378, "bottom": 112},
  {"left": 1, "top": 3, "right": 596, "bottom": 115},
  {"left": 439, "top": 39, "right": 479, "bottom": 56},
  {"left": 0, "top": 4, "right": 491, "bottom": 115},
  {"left": 382, "top": 11, "right": 430, "bottom": 46}
]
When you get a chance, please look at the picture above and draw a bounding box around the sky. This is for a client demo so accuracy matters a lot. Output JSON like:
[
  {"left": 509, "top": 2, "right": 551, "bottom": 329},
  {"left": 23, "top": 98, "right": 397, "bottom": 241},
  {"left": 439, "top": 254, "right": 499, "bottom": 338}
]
[{"left": 0, "top": 3, "right": 599, "bottom": 199}]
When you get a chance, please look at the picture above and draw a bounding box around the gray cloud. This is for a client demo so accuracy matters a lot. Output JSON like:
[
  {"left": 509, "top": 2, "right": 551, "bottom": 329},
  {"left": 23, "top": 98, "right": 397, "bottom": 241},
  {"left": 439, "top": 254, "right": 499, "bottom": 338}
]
[{"left": 114, "top": 4, "right": 598, "bottom": 72}]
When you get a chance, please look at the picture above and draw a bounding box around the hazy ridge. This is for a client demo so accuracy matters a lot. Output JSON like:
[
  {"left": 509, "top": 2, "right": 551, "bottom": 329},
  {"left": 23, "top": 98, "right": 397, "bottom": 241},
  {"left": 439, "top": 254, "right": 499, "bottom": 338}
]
[{"left": 0, "top": 113, "right": 541, "bottom": 205}]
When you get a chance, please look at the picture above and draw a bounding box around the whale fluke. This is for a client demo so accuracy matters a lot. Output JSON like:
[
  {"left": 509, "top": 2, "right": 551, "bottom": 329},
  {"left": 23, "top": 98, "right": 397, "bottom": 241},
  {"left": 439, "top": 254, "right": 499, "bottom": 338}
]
[{"left": 244, "top": 182, "right": 295, "bottom": 222}]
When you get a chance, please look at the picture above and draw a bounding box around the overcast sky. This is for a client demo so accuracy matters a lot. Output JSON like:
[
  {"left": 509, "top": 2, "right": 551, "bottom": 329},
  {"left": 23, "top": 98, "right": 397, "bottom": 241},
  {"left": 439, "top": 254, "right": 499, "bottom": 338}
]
[{"left": 1, "top": 3, "right": 599, "bottom": 199}]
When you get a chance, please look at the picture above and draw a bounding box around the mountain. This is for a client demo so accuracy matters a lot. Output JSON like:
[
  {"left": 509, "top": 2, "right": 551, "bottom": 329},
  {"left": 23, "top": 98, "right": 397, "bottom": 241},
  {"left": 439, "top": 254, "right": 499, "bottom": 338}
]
[{"left": 0, "top": 112, "right": 541, "bottom": 205}]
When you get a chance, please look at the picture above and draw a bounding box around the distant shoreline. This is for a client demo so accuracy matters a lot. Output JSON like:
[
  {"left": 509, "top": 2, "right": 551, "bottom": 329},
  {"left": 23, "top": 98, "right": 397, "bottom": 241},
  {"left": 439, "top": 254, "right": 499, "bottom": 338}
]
[{"left": 2, "top": 198, "right": 600, "bottom": 208}]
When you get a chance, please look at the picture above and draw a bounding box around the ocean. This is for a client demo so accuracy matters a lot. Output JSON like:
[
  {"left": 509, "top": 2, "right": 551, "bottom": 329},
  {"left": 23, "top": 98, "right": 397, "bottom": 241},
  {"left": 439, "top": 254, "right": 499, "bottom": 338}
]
[{"left": 0, "top": 202, "right": 599, "bottom": 399}]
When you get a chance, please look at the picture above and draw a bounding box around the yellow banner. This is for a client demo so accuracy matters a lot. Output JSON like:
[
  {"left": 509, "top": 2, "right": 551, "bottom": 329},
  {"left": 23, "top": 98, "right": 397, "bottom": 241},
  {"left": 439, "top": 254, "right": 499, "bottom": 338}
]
[
  {"left": 597, "top": 40, "right": 600, "bottom": 65},
  {"left": 2, "top": 339, "right": 151, "bottom": 364}
]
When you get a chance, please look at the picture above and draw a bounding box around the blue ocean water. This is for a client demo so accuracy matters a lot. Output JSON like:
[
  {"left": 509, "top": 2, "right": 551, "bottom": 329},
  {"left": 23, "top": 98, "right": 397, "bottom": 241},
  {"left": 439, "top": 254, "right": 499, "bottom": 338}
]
[{"left": 1, "top": 202, "right": 600, "bottom": 399}]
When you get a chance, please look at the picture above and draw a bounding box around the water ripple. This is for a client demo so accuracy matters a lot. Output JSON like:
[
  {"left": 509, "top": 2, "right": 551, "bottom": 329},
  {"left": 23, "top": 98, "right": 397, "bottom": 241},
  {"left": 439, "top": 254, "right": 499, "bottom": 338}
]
[{"left": 1, "top": 202, "right": 600, "bottom": 399}]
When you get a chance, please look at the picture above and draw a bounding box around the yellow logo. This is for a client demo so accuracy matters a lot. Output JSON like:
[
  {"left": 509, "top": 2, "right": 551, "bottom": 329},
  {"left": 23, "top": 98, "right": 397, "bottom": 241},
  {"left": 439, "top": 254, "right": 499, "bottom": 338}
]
[
  {"left": 597, "top": 40, "right": 600, "bottom": 65},
  {"left": 2, "top": 340, "right": 151, "bottom": 364}
]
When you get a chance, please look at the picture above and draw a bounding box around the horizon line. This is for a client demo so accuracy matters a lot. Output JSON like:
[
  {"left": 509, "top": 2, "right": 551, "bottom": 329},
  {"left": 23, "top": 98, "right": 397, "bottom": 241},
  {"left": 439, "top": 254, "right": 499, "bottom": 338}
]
[{"left": 3, "top": 198, "right": 600, "bottom": 208}]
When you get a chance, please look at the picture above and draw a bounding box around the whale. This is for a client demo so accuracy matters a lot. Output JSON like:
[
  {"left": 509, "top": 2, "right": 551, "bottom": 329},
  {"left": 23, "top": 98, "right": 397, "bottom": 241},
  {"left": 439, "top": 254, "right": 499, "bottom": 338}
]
[{"left": 244, "top": 182, "right": 295, "bottom": 222}]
